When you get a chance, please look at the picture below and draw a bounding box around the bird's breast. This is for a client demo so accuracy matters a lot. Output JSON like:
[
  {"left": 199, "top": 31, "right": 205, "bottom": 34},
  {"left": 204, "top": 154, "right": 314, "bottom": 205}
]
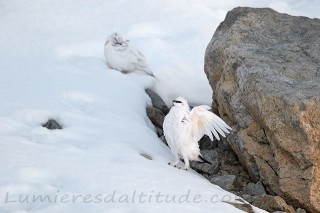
[{"left": 164, "top": 108, "right": 191, "bottom": 137}]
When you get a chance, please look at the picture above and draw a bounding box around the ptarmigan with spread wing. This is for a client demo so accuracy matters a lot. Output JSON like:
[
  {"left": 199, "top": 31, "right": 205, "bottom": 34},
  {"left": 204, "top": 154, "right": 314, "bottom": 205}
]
[{"left": 163, "top": 97, "right": 232, "bottom": 170}]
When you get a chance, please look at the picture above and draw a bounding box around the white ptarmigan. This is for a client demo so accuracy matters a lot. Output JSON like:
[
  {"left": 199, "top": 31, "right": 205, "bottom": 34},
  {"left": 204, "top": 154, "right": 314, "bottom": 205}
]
[
  {"left": 104, "top": 32, "right": 154, "bottom": 77},
  {"left": 163, "top": 97, "right": 232, "bottom": 170}
]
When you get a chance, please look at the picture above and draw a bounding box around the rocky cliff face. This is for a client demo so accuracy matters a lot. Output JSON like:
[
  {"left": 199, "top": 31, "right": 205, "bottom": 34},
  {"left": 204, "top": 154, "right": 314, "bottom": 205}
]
[{"left": 204, "top": 7, "right": 320, "bottom": 213}]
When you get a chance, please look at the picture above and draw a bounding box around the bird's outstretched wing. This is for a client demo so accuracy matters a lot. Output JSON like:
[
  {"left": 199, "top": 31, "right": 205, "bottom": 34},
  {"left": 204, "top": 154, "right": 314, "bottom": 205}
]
[{"left": 190, "top": 105, "right": 232, "bottom": 141}]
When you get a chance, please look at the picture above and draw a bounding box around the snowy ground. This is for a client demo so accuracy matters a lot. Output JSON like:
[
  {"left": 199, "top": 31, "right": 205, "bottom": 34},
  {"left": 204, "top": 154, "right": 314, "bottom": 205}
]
[{"left": 0, "top": 1, "right": 318, "bottom": 212}]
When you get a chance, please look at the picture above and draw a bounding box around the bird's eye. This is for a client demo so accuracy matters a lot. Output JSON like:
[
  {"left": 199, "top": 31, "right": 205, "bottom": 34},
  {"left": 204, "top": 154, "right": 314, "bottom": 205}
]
[{"left": 173, "top": 100, "right": 182, "bottom": 103}]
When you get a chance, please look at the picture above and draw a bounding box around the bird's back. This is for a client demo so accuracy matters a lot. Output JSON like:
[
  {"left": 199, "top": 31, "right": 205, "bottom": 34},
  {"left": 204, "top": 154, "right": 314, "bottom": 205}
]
[{"left": 105, "top": 42, "right": 150, "bottom": 73}]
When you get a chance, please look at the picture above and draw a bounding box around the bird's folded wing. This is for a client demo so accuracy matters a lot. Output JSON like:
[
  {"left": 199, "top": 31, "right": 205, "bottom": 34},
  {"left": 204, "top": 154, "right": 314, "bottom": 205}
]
[
  {"left": 129, "top": 49, "right": 145, "bottom": 62},
  {"left": 190, "top": 105, "right": 232, "bottom": 141}
]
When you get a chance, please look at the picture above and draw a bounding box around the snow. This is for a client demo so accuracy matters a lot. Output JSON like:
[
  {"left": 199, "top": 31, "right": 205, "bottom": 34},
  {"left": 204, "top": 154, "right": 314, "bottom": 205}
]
[{"left": 0, "top": 0, "right": 318, "bottom": 212}]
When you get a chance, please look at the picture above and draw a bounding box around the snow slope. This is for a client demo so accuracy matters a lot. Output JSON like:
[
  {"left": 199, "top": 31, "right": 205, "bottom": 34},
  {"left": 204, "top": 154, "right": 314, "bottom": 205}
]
[{"left": 0, "top": 0, "right": 318, "bottom": 212}]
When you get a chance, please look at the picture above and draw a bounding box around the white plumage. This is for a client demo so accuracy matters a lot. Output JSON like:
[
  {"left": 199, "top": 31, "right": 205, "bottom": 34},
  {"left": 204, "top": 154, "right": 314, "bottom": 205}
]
[
  {"left": 163, "top": 97, "right": 232, "bottom": 170},
  {"left": 104, "top": 32, "right": 154, "bottom": 77}
]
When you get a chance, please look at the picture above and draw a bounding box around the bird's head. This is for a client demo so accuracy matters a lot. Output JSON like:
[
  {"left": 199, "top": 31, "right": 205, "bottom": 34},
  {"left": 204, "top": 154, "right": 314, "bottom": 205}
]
[
  {"left": 105, "top": 32, "right": 129, "bottom": 48},
  {"left": 172, "top": 97, "right": 188, "bottom": 107}
]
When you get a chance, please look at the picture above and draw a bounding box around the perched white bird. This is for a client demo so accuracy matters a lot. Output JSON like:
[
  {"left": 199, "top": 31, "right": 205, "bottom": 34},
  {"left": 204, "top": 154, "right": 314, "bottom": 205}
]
[
  {"left": 163, "top": 97, "right": 232, "bottom": 170},
  {"left": 104, "top": 32, "right": 154, "bottom": 77}
]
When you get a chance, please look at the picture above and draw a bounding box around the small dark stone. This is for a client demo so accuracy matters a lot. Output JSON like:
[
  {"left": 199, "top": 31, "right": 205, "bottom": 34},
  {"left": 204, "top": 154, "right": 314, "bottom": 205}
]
[
  {"left": 210, "top": 175, "right": 236, "bottom": 191},
  {"left": 243, "top": 181, "right": 266, "bottom": 196},
  {"left": 42, "top": 119, "right": 62, "bottom": 130},
  {"left": 140, "top": 153, "right": 152, "bottom": 160}
]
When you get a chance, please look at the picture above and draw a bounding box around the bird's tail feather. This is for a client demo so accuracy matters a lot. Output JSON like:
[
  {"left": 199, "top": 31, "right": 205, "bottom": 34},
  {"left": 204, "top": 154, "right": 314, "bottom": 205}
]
[
  {"left": 143, "top": 67, "right": 155, "bottom": 78},
  {"left": 198, "top": 155, "right": 212, "bottom": 164},
  {"left": 147, "top": 71, "right": 155, "bottom": 78}
]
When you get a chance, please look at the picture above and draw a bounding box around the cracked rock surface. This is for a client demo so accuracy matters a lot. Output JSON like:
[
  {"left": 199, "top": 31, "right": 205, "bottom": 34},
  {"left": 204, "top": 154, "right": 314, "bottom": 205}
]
[{"left": 205, "top": 7, "right": 320, "bottom": 212}]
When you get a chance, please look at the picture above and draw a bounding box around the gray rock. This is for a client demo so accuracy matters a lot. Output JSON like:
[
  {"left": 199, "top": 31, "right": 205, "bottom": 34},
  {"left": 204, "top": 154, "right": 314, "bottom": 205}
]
[
  {"left": 210, "top": 175, "right": 236, "bottom": 191},
  {"left": 42, "top": 119, "right": 62, "bottom": 130},
  {"left": 233, "top": 173, "right": 250, "bottom": 190},
  {"left": 159, "top": 135, "right": 167, "bottom": 146},
  {"left": 243, "top": 181, "right": 266, "bottom": 196},
  {"left": 145, "top": 89, "right": 169, "bottom": 114},
  {"left": 155, "top": 126, "right": 163, "bottom": 137},
  {"left": 190, "top": 150, "right": 220, "bottom": 175},
  {"left": 240, "top": 194, "right": 255, "bottom": 204},
  {"left": 296, "top": 208, "right": 307, "bottom": 213},
  {"left": 205, "top": 7, "right": 320, "bottom": 212},
  {"left": 199, "top": 135, "right": 218, "bottom": 150},
  {"left": 252, "top": 195, "right": 295, "bottom": 213},
  {"left": 146, "top": 106, "right": 165, "bottom": 129},
  {"left": 157, "top": 128, "right": 168, "bottom": 146}
]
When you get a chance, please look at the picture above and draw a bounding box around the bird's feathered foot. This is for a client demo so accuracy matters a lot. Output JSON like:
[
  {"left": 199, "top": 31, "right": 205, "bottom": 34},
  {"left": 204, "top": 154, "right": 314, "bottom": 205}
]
[
  {"left": 178, "top": 167, "right": 188, "bottom": 171},
  {"left": 168, "top": 162, "right": 177, "bottom": 167}
]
